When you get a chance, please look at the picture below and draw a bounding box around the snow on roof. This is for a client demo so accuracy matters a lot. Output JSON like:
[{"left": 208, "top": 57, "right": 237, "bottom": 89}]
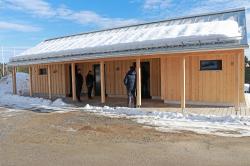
[{"left": 9, "top": 8, "right": 248, "bottom": 66}]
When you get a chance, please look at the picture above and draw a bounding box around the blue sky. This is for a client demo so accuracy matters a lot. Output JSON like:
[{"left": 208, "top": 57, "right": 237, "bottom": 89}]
[{"left": 0, "top": 0, "right": 250, "bottom": 62}]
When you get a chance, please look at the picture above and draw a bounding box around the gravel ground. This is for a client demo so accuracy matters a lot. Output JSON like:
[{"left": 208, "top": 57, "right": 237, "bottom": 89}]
[{"left": 0, "top": 107, "right": 250, "bottom": 166}]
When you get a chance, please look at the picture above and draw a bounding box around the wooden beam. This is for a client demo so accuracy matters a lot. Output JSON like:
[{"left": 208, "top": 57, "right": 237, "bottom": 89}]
[
  {"left": 71, "top": 63, "right": 77, "bottom": 101},
  {"left": 160, "top": 57, "right": 165, "bottom": 100},
  {"left": 12, "top": 66, "right": 17, "bottom": 94},
  {"left": 100, "top": 61, "right": 106, "bottom": 103},
  {"left": 136, "top": 58, "right": 141, "bottom": 107},
  {"left": 62, "top": 64, "right": 66, "bottom": 96},
  {"left": 48, "top": 65, "right": 52, "bottom": 99},
  {"left": 234, "top": 54, "right": 240, "bottom": 112},
  {"left": 29, "top": 66, "right": 33, "bottom": 97},
  {"left": 14, "top": 49, "right": 243, "bottom": 67},
  {"left": 180, "top": 56, "right": 186, "bottom": 111}
]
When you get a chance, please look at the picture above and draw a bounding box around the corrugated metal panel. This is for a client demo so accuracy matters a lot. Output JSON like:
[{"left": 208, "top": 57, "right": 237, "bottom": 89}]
[{"left": 9, "top": 8, "right": 248, "bottom": 66}]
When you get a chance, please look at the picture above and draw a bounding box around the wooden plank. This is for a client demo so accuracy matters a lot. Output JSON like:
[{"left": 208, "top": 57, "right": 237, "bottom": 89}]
[
  {"left": 100, "top": 61, "right": 106, "bottom": 103},
  {"left": 180, "top": 56, "right": 186, "bottom": 110},
  {"left": 29, "top": 66, "right": 33, "bottom": 96},
  {"left": 235, "top": 54, "right": 240, "bottom": 111},
  {"left": 71, "top": 63, "right": 77, "bottom": 101},
  {"left": 48, "top": 65, "right": 52, "bottom": 99},
  {"left": 20, "top": 48, "right": 243, "bottom": 66},
  {"left": 136, "top": 58, "right": 141, "bottom": 107},
  {"left": 62, "top": 64, "right": 66, "bottom": 96},
  {"left": 160, "top": 57, "right": 165, "bottom": 100},
  {"left": 12, "top": 66, "right": 17, "bottom": 94}
]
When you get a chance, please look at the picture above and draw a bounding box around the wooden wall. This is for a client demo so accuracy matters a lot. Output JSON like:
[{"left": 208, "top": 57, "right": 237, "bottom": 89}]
[
  {"left": 161, "top": 50, "right": 245, "bottom": 104},
  {"left": 31, "top": 64, "right": 66, "bottom": 96},
  {"left": 63, "top": 59, "right": 161, "bottom": 97},
  {"left": 30, "top": 49, "right": 244, "bottom": 105},
  {"left": 104, "top": 59, "right": 161, "bottom": 97}
]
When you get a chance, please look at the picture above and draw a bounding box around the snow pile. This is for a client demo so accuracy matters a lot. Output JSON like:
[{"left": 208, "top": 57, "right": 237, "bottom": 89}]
[
  {"left": 244, "top": 83, "right": 250, "bottom": 92},
  {"left": 13, "top": 19, "right": 242, "bottom": 62},
  {"left": 0, "top": 72, "right": 29, "bottom": 95},
  {"left": 81, "top": 105, "right": 250, "bottom": 137},
  {"left": 0, "top": 73, "right": 70, "bottom": 109}
]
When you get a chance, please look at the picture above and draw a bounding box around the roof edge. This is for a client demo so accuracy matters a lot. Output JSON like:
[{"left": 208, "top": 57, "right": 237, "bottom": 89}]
[{"left": 8, "top": 45, "right": 247, "bottom": 67}]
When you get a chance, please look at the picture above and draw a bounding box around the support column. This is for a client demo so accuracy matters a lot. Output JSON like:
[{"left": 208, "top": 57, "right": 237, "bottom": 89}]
[
  {"left": 12, "top": 66, "right": 17, "bottom": 94},
  {"left": 100, "top": 61, "right": 105, "bottom": 103},
  {"left": 29, "top": 66, "right": 33, "bottom": 97},
  {"left": 136, "top": 58, "right": 141, "bottom": 107},
  {"left": 180, "top": 56, "right": 186, "bottom": 111},
  {"left": 71, "top": 63, "right": 77, "bottom": 101},
  {"left": 235, "top": 54, "right": 240, "bottom": 112},
  {"left": 48, "top": 65, "right": 52, "bottom": 99}
]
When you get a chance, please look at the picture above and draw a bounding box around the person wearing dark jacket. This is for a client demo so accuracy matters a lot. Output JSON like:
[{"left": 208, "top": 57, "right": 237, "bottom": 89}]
[
  {"left": 76, "top": 69, "right": 83, "bottom": 102},
  {"left": 86, "top": 70, "right": 94, "bottom": 99},
  {"left": 124, "top": 66, "right": 136, "bottom": 108}
]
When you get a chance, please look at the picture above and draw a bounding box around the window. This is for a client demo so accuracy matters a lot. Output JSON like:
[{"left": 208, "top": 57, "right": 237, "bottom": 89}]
[
  {"left": 39, "top": 68, "right": 47, "bottom": 75},
  {"left": 200, "top": 60, "right": 222, "bottom": 71}
]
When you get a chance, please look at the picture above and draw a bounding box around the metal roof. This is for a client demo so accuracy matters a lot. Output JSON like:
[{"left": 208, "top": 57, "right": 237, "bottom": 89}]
[{"left": 9, "top": 8, "right": 248, "bottom": 66}]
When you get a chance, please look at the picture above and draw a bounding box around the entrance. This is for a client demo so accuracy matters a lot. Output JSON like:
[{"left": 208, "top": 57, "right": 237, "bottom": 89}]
[
  {"left": 141, "top": 62, "right": 150, "bottom": 98},
  {"left": 93, "top": 64, "right": 101, "bottom": 96}
]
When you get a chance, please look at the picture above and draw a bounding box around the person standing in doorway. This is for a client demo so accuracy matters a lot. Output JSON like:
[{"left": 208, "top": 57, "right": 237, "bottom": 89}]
[
  {"left": 86, "top": 70, "right": 94, "bottom": 99},
  {"left": 124, "top": 66, "right": 136, "bottom": 108},
  {"left": 76, "top": 68, "right": 83, "bottom": 102}
]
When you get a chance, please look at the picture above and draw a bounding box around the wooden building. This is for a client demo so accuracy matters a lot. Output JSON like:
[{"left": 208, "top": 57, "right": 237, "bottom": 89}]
[{"left": 9, "top": 8, "right": 248, "bottom": 110}]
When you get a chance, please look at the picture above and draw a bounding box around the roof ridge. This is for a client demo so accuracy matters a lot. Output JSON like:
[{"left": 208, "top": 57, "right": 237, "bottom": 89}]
[{"left": 44, "top": 7, "right": 245, "bottom": 42}]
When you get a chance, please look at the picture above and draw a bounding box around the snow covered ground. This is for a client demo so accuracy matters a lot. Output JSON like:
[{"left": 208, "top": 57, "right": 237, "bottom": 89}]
[
  {"left": 0, "top": 72, "right": 250, "bottom": 137},
  {"left": 0, "top": 73, "right": 67, "bottom": 109}
]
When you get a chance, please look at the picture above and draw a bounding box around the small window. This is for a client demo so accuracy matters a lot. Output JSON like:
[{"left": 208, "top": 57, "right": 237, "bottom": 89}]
[
  {"left": 200, "top": 60, "right": 222, "bottom": 71},
  {"left": 39, "top": 68, "right": 47, "bottom": 75}
]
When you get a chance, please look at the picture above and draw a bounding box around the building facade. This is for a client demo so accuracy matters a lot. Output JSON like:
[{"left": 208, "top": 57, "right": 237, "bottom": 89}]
[{"left": 9, "top": 8, "right": 248, "bottom": 109}]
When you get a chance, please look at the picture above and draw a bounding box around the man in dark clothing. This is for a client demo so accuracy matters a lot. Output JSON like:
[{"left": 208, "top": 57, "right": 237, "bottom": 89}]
[
  {"left": 76, "top": 69, "right": 83, "bottom": 102},
  {"left": 86, "top": 70, "right": 94, "bottom": 99},
  {"left": 124, "top": 66, "right": 136, "bottom": 108}
]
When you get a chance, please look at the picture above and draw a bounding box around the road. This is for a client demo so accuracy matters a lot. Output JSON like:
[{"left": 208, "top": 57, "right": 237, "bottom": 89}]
[{"left": 0, "top": 107, "right": 250, "bottom": 166}]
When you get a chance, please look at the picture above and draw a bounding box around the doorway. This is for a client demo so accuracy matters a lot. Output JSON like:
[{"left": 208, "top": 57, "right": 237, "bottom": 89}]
[
  {"left": 93, "top": 64, "right": 101, "bottom": 96},
  {"left": 141, "top": 62, "right": 150, "bottom": 98}
]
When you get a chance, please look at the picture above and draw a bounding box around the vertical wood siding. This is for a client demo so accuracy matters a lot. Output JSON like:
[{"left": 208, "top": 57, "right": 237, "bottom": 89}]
[
  {"left": 30, "top": 49, "right": 244, "bottom": 105},
  {"left": 32, "top": 64, "right": 66, "bottom": 96},
  {"left": 160, "top": 50, "right": 244, "bottom": 104}
]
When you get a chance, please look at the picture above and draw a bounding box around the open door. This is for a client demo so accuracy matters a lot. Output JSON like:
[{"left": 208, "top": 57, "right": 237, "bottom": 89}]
[
  {"left": 141, "top": 62, "right": 150, "bottom": 98},
  {"left": 93, "top": 64, "right": 101, "bottom": 96}
]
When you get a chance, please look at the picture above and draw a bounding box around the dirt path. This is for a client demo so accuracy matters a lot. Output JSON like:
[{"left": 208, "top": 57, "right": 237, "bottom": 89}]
[{"left": 0, "top": 107, "right": 250, "bottom": 166}]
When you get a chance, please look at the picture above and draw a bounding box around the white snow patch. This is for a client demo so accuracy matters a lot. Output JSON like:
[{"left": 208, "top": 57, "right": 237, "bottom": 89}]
[
  {"left": 80, "top": 105, "right": 250, "bottom": 137},
  {"left": 13, "top": 20, "right": 242, "bottom": 62},
  {"left": 1, "top": 73, "right": 250, "bottom": 137},
  {"left": 0, "top": 73, "right": 70, "bottom": 110}
]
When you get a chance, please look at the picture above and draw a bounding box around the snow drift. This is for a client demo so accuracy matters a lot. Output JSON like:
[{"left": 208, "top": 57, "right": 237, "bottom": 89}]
[{"left": 0, "top": 72, "right": 69, "bottom": 109}]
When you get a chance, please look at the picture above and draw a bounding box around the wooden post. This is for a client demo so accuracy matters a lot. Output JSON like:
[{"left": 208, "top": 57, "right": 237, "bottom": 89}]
[
  {"left": 160, "top": 56, "right": 164, "bottom": 100},
  {"left": 71, "top": 63, "right": 77, "bottom": 101},
  {"left": 48, "top": 65, "right": 52, "bottom": 99},
  {"left": 12, "top": 66, "right": 17, "bottom": 94},
  {"left": 180, "top": 56, "right": 186, "bottom": 111},
  {"left": 29, "top": 66, "right": 33, "bottom": 97},
  {"left": 136, "top": 58, "right": 141, "bottom": 107},
  {"left": 100, "top": 61, "right": 106, "bottom": 103},
  {"left": 62, "top": 64, "right": 66, "bottom": 96},
  {"left": 235, "top": 54, "right": 240, "bottom": 112}
]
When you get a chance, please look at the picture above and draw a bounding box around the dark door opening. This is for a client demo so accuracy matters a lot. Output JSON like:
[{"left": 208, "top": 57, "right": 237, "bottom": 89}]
[
  {"left": 141, "top": 62, "right": 150, "bottom": 98},
  {"left": 93, "top": 64, "right": 101, "bottom": 96}
]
